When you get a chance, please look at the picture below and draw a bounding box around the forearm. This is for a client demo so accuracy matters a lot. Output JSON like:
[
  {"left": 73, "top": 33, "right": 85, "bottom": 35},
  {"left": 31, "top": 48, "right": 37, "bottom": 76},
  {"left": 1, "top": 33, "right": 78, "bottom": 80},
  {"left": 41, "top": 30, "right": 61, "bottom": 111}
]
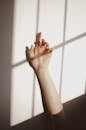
[{"left": 35, "top": 68, "right": 63, "bottom": 115}]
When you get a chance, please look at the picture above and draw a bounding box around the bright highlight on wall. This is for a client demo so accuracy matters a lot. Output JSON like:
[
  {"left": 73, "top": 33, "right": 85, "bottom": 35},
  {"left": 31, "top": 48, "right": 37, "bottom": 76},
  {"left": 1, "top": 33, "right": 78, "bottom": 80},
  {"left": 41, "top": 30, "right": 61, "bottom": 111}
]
[{"left": 10, "top": 0, "right": 86, "bottom": 126}]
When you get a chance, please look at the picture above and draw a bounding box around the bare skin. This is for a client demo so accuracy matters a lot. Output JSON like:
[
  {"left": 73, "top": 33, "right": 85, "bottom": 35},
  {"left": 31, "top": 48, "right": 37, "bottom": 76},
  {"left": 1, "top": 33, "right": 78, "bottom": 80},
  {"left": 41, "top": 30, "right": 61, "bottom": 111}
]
[{"left": 26, "top": 32, "right": 63, "bottom": 115}]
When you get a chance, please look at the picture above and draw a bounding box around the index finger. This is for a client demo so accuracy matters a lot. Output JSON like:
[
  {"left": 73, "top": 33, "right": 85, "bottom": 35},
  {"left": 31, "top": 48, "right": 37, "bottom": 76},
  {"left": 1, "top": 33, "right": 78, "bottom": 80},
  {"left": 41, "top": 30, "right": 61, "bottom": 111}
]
[{"left": 36, "top": 32, "right": 42, "bottom": 43}]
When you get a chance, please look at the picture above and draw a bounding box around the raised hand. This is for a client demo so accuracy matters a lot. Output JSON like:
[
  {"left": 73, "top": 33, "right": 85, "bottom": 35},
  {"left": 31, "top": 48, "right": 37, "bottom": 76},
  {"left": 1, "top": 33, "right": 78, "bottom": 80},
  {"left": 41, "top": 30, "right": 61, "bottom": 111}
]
[{"left": 25, "top": 32, "right": 52, "bottom": 73}]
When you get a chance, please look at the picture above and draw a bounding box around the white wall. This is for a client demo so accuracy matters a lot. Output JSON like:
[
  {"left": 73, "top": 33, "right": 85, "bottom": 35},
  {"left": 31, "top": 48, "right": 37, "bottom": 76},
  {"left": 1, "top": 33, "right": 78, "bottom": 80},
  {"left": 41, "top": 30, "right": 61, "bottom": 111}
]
[{"left": 10, "top": 0, "right": 86, "bottom": 126}]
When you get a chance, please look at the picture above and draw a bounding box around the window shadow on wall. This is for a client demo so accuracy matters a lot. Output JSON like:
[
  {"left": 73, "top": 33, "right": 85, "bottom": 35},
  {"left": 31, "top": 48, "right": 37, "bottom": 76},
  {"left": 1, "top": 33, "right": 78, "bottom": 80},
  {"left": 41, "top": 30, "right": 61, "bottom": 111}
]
[{"left": 0, "top": 1, "right": 86, "bottom": 130}]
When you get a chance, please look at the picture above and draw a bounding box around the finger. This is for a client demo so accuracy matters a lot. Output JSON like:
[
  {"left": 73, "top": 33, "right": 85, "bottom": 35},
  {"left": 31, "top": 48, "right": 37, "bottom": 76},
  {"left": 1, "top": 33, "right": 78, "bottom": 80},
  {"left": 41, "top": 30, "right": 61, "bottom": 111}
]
[
  {"left": 41, "top": 41, "right": 49, "bottom": 53},
  {"left": 26, "top": 46, "right": 30, "bottom": 55},
  {"left": 31, "top": 45, "right": 33, "bottom": 49},
  {"left": 44, "top": 42, "right": 49, "bottom": 47},
  {"left": 30, "top": 45, "right": 34, "bottom": 52},
  {"left": 25, "top": 46, "right": 30, "bottom": 60},
  {"left": 30, "top": 45, "right": 35, "bottom": 57},
  {"left": 34, "top": 45, "right": 38, "bottom": 54},
  {"left": 36, "top": 32, "right": 42, "bottom": 43},
  {"left": 38, "top": 32, "right": 41, "bottom": 42},
  {"left": 45, "top": 48, "right": 52, "bottom": 53},
  {"left": 26, "top": 46, "right": 29, "bottom": 50},
  {"left": 41, "top": 39, "right": 45, "bottom": 46}
]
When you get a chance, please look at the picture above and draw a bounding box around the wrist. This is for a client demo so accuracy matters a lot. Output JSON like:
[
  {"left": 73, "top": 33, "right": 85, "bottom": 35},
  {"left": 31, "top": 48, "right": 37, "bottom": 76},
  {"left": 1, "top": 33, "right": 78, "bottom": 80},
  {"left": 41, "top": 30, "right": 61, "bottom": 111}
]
[{"left": 35, "top": 67, "right": 49, "bottom": 75}]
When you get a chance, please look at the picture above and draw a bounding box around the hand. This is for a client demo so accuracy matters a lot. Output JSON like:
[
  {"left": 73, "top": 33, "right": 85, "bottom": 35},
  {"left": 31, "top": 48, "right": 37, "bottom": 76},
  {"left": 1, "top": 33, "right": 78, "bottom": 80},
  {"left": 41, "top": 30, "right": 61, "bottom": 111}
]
[{"left": 25, "top": 32, "right": 52, "bottom": 73}]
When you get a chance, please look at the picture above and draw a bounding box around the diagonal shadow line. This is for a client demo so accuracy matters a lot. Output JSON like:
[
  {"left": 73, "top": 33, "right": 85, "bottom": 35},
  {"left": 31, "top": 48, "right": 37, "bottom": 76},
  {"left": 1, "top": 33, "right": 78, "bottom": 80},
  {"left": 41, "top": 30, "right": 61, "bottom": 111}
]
[
  {"left": 52, "top": 32, "right": 86, "bottom": 50},
  {"left": 12, "top": 32, "right": 86, "bottom": 68}
]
